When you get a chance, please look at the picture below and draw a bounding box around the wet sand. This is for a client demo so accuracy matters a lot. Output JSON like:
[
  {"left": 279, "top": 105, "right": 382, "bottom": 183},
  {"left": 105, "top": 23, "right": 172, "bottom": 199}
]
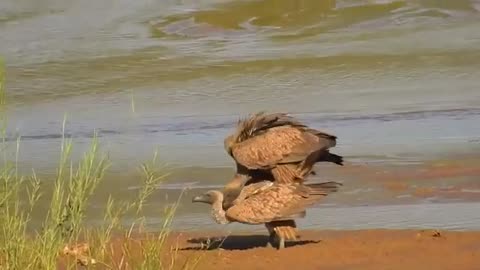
[{"left": 171, "top": 229, "right": 480, "bottom": 270}]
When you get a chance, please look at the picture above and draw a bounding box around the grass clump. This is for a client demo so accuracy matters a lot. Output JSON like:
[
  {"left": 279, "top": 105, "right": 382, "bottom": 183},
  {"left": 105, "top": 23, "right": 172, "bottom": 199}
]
[{"left": 0, "top": 59, "right": 200, "bottom": 269}]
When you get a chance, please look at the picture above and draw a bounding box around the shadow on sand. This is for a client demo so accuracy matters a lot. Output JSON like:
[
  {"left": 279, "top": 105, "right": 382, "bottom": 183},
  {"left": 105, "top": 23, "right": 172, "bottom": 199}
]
[{"left": 182, "top": 234, "right": 320, "bottom": 250}]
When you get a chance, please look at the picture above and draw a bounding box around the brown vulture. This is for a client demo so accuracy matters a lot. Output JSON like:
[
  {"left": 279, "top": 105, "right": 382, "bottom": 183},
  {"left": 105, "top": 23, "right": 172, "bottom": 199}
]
[
  {"left": 222, "top": 112, "right": 343, "bottom": 208},
  {"left": 192, "top": 180, "right": 342, "bottom": 249}
]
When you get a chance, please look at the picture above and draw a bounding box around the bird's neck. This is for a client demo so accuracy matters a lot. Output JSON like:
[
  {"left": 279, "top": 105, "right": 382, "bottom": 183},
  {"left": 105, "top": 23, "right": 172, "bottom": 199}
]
[
  {"left": 222, "top": 173, "right": 249, "bottom": 209},
  {"left": 211, "top": 195, "right": 229, "bottom": 225}
]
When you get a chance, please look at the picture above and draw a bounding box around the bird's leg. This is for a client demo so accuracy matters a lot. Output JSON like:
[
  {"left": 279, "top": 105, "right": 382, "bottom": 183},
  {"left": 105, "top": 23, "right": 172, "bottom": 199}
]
[{"left": 277, "top": 236, "right": 285, "bottom": 250}]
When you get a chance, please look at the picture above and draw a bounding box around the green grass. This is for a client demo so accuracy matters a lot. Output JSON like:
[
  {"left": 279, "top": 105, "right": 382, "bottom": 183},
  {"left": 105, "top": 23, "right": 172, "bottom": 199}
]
[{"left": 0, "top": 59, "right": 202, "bottom": 269}]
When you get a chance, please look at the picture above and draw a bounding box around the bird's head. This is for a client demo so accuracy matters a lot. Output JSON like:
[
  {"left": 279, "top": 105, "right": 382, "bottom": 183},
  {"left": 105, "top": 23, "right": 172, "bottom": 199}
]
[{"left": 192, "top": 190, "right": 223, "bottom": 205}]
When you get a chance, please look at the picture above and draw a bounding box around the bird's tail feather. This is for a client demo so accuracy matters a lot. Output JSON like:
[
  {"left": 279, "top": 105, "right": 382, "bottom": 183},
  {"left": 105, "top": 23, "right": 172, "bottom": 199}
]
[
  {"left": 274, "top": 226, "right": 298, "bottom": 241},
  {"left": 319, "top": 151, "right": 344, "bottom": 166},
  {"left": 267, "top": 220, "right": 299, "bottom": 241}
]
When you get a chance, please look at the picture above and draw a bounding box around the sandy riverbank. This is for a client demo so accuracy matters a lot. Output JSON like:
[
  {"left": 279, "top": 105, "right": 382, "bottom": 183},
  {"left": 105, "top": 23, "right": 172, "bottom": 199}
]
[{"left": 168, "top": 229, "right": 480, "bottom": 270}]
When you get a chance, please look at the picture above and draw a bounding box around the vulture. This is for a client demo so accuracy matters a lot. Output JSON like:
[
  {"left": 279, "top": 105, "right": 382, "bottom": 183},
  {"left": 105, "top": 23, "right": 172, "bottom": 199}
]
[
  {"left": 222, "top": 112, "right": 343, "bottom": 208},
  {"left": 192, "top": 180, "right": 342, "bottom": 249}
]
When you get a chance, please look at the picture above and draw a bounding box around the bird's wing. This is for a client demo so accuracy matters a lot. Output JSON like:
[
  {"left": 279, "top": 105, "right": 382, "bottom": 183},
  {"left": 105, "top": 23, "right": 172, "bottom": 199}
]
[
  {"left": 225, "top": 183, "right": 332, "bottom": 224},
  {"left": 226, "top": 112, "right": 338, "bottom": 170},
  {"left": 233, "top": 112, "right": 307, "bottom": 143},
  {"left": 231, "top": 126, "right": 330, "bottom": 170},
  {"left": 274, "top": 182, "right": 342, "bottom": 218},
  {"left": 224, "top": 112, "right": 307, "bottom": 155},
  {"left": 231, "top": 180, "right": 273, "bottom": 206}
]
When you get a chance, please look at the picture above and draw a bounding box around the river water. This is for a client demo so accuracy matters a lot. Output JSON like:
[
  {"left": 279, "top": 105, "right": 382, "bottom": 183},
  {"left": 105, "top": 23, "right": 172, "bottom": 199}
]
[{"left": 1, "top": 0, "right": 480, "bottom": 231}]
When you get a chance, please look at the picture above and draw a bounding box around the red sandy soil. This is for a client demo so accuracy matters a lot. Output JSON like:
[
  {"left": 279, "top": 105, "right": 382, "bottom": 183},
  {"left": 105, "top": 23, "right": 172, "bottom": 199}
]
[
  {"left": 58, "top": 229, "right": 480, "bottom": 270},
  {"left": 171, "top": 229, "right": 480, "bottom": 270}
]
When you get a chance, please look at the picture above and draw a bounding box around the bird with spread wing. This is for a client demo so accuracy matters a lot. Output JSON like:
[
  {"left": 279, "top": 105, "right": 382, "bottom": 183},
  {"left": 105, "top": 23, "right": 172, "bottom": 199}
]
[
  {"left": 192, "top": 180, "right": 342, "bottom": 249},
  {"left": 221, "top": 112, "right": 343, "bottom": 209}
]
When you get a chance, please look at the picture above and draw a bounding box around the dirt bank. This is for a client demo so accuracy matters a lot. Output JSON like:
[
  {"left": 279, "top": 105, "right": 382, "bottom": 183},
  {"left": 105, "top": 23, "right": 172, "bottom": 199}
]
[{"left": 172, "top": 229, "right": 480, "bottom": 270}]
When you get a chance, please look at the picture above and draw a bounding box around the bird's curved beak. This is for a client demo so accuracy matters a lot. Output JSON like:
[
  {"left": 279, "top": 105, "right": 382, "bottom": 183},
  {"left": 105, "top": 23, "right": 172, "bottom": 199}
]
[{"left": 192, "top": 194, "right": 209, "bottom": 204}]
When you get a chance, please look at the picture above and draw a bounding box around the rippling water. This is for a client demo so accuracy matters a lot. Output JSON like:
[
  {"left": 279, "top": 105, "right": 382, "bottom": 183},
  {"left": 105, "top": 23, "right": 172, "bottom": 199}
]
[{"left": 1, "top": 0, "right": 480, "bottom": 230}]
